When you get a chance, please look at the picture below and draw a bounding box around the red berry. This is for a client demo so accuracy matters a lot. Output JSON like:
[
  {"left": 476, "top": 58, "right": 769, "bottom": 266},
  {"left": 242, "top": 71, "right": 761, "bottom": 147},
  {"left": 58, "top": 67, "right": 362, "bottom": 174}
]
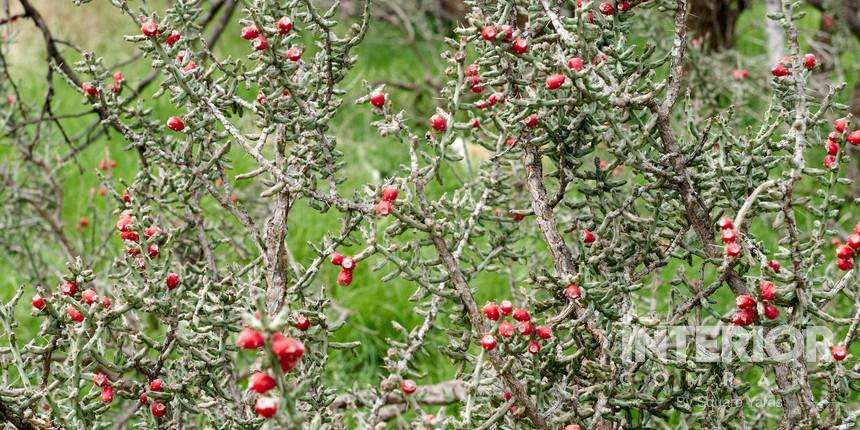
[
  {"left": 249, "top": 372, "right": 276, "bottom": 394},
  {"left": 337, "top": 269, "right": 352, "bottom": 287},
  {"left": 599, "top": 1, "right": 615, "bottom": 15},
  {"left": 181, "top": 61, "right": 198, "bottom": 74},
  {"left": 567, "top": 57, "right": 584, "bottom": 72},
  {"left": 277, "top": 17, "right": 294, "bottom": 35},
  {"left": 480, "top": 334, "right": 497, "bottom": 350},
  {"left": 763, "top": 304, "right": 779, "bottom": 320},
  {"left": 167, "top": 116, "right": 185, "bottom": 132},
  {"left": 67, "top": 305, "right": 84, "bottom": 323},
  {"left": 61, "top": 280, "right": 78, "bottom": 296},
  {"left": 141, "top": 20, "right": 159, "bottom": 37},
  {"left": 536, "top": 325, "right": 552, "bottom": 340},
  {"left": 139, "top": 393, "right": 149, "bottom": 404},
  {"left": 837, "top": 258, "right": 854, "bottom": 271},
  {"left": 465, "top": 63, "right": 479, "bottom": 76},
  {"left": 511, "top": 38, "right": 529, "bottom": 55},
  {"left": 512, "top": 308, "right": 530, "bottom": 322},
  {"left": 430, "top": 113, "right": 448, "bottom": 132},
  {"left": 401, "top": 379, "right": 417, "bottom": 395},
  {"left": 93, "top": 372, "right": 109, "bottom": 387},
  {"left": 725, "top": 242, "right": 742, "bottom": 257},
  {"left": 101, "top": 296, "right": 111, "bottom": 308},
  {"left": 527, "top": 340, "right": 541, "bottom": 354},
  {"left": 480, "top": 25, "right": 497, "bottom": 41},
  {"left": 254, "top": 397, "right": 277, "bottom": 418},
  {"left": 271, "top": 335, "right": 304, "bottom": 361},
  {"left": 771, "top": 64, "right": 789, "bottom": 77},
  {"left": 516, "top": 321, "right": 533, "bottom": 337},
  {"left": 499, "top": 300, "right": 513, "bottom": 315},
  {"left": 499, "top": 25, "right": 514, "bottom": 41},
  {"left": 732, "top": 69, "right": 750, "bottom": 80},
  {"left": 848, "top": 233, "right": 860, "bottom": 249},
  {"left": 369, "top": 91, "right": 386, "bottom": 108},
  {"left": 150, "top": 401, "right": 166, "bottom": 417},
  {"left": 618, "top": 1, "right": 632, "bottom": 12},
  {"left": 145, "top": 225, "right": 160, "bottom": 239},
  {"left": 581, "top": 229, "right": 595, "bottom": 244},
  {"left": 32, "top": 295, "right": 45, "bottom": 310},
  {"left": 165, "top": 272, "right": 181, "bottom": 290},
  {"left": 330, "top": 252, "right": 344, "bottom": 266},
  {"left": 564, "top": 283, "right": 581, "bottom": 299},
  {"left": 848, "top": 130, "right": 860, "bottom": 146},
  {"left": 252, "top": 36, "right": 269, "bottom": 51},
  {"left": 498, "top": 321, "right": 515, "bottom": 337},
  {"left": 149, "top": 378, "right": 163, "bottom": 392},
  {"left": 803, "top": 53, "right": 816, "bottom": 70},
  {"left": 487, "top": 92, "right": 505, "bottom": 105},
  {"left": 482, "top": 302, "right": 501, "bottom": 320},
  {"left": 735, "top": 294, "right": 756, "bottom": 310},
  {"left": 295, "top": 314, "right": 311, "bottom": 331},
  {"left": 731, "top": 308, "right": 756, "bottom": 326},
  {"left": 165, "top": 30, "right": 181, "bottom": 46},
  {"left": 81, "top": 83, "right": 98, "bottom": 97},
  {"left": 721, "top": 228, "right": 737, "bottom": 243},
  {"left": 236, "top": 327, "right": 265, "bottom": 349},
  {"left": 503, "top": 391, "right": 512, "bottom": 401},
  {"left": 82, "top": 288, "right": 97, "bottom": 305},
  {"left": 241, "top": 26, "right": 259, "bottom": 40},
  {"left": 381, "top": 187, "right": 398, "bottom": 202},
  {"left": 824, "top": 154, "right": 837, "bottom": 169},
  {"left": 120, "top": 230, "right": 140, "bottom": 242},
  {"left": 831, "top": 345, "right": 848, "bottom": 361},
  {"left": 524, "top": 114, "right": 539, "bottom": 128},
  {"left": 286, "top": 46, "right": 302, "bottom": 61},
  {"left": 718, "top": 218, "right": 734, "bottom": 230},
  {"left": 834, "top": 118, "right": 848, "bottom": 133},
  {"left": 826, "top": 140, "right": 839, "bottom": 156},
  {"left": 837, "top": 245, "right": 855, "bottom": 260},
  {"left": 147, "top": 244, "right": 160, "bottom": 258},
  {"left": 768, "top": 260, "right": 781, "bottom": 272},
  {"left": 759, "top": 280, "right": 776, "bottom": 301},
  {"left": 565, "top": 425, "right": 582, "bottom": 430},
  {"left": 341, "top": 257, "right": 356, "bottom": 270},
  {"left": 470, "top": 118, "right": 480, "bottom": 128},
  {"left": 546, "top": 74, "right": 566, "bottom": 90},
  {"left": 100, "top": 385, "right": 114, "bottom": 404},
  {"left": 375, "top": 200, "right": 393, "bottom": 216}
]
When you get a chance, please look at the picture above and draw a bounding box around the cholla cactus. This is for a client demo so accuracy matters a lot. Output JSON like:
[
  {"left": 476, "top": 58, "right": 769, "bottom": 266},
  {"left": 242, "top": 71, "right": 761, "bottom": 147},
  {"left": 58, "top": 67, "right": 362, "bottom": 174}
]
[{"left": 1, "top": 0, "right": 859, "bottom": 429}]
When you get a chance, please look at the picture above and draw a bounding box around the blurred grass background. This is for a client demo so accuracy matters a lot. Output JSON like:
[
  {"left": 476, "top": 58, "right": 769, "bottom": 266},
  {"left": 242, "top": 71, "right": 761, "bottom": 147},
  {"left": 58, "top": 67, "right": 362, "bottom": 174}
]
[{"left": 1, "top": 0, "right": 857, "bottom": 399}]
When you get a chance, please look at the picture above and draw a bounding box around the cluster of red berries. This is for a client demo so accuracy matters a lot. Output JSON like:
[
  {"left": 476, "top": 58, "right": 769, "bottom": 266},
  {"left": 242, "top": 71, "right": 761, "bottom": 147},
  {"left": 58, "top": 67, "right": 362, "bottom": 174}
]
[
  {"left": 771, "top": 53, "right": 816, "bottom": 77},
  {"left": 718, "top": 217, "right": 742, "bottom": 257},
  {"left": 825, "top": 117, "right": 860, "bottom": 169},
  {"left": 238, "top": 17, "right": 294, "bottom": 52},
  {"left": 731, "top": 279, "right": 786, "bottom": 326},
  {"left": 236, "top": 327, "right": 305, "bottom": 418},
  {"left": 32, "top": 277, "right": 112, "bottom": 325},
  {"left": 375, "top": 186, "right": 398, "bottom": 216},
  {"left": 573, "top": 0, "right": 631, "bottom": 24},
  {"left": 835, "top": 222, "right": 860, "bottom": 271},
  {"left": 330, "top": 252, "right": 357, "bottom": 286},
  {"left": 137, "top": 378, "right": 168, "bottom": 417},
  {"left": 480, "top": 300, "right": 552, "bottom": 355},
  {"left": 92, "top": 372, "right": 114, "bottom": 404}
]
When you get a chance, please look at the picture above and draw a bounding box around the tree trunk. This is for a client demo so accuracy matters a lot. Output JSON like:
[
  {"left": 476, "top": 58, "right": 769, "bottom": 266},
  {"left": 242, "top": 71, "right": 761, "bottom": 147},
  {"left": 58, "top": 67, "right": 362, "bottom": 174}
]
[{"left": 687, "top": 0, "right": 747, "bottom": 51}]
